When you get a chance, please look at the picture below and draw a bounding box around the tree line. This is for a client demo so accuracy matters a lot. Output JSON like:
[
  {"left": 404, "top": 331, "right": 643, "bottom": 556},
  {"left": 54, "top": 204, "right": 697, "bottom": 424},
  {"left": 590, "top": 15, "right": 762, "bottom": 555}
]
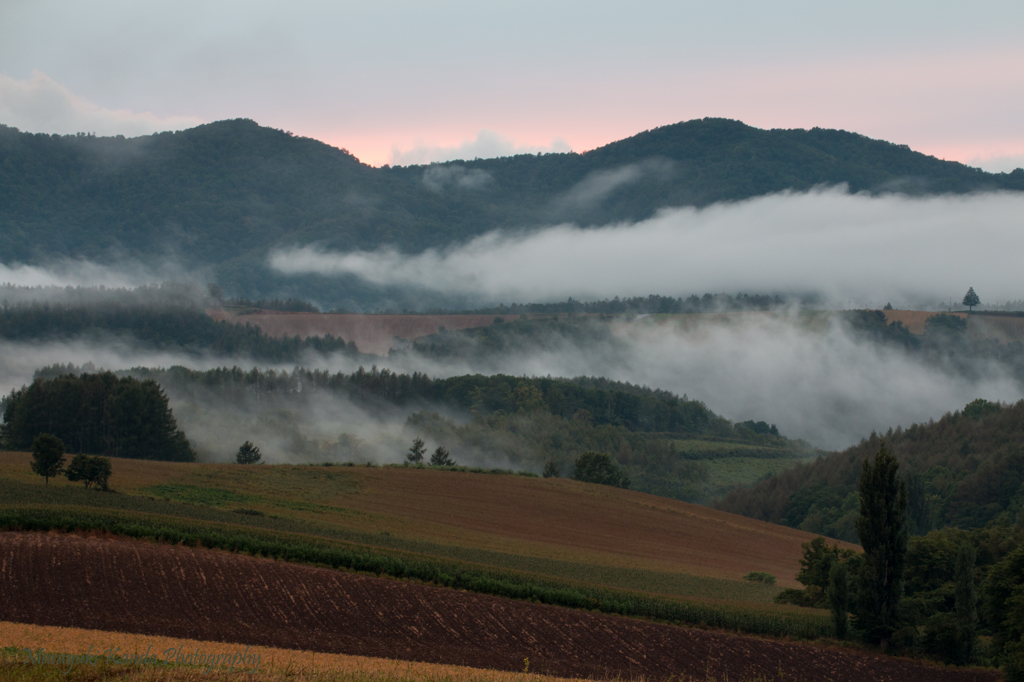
[
  {"left": 0, "top": 299, "right": 358, "bottom": 361},
  {"left": 2, "top": 372, "right": 195, "bottom": 461},
  {"left": 457, "top": 293, "right": 790, "bottom": 316},
  {"left": 28, "top": 363, "right": 797, "bottom": 502},
  {"left": 119, "top": 363, "right": 781, "bottom": 440}
]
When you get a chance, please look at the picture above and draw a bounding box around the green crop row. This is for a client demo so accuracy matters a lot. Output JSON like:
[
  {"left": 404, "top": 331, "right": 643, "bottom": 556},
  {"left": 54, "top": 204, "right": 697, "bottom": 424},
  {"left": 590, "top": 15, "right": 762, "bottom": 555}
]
[
  {"left": 0, "top": 479, "right": 777, "bottom": 602},
  {"left": 0, "top": 506, "right": 832, "bottom": 641}
]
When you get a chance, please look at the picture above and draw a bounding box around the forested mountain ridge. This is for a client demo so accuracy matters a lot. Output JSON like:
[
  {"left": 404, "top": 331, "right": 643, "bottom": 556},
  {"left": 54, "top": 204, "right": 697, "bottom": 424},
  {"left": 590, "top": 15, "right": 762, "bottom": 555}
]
[
  {"left": 716, "top": 399, "right": 1024, "bottom": 541},
  {"left": 2, "top": 118, "right": 1021, "bottom": 305}
]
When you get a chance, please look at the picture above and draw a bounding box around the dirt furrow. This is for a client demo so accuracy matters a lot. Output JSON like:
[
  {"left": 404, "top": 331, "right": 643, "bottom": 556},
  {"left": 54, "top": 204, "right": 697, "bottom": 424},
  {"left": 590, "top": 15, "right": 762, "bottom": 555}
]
[{"left": 0, "top": 532, "right": 998, "bottom": 682}]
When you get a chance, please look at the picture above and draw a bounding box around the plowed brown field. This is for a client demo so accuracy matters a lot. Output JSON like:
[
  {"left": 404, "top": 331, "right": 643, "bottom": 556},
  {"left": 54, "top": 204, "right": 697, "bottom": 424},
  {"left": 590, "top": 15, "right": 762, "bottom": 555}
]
[
  {"left": 0, "top": 532, "right": 996, "bottom": 682},
  {"left": 349, "top": 467, "right": 849, "bottom": 586}
]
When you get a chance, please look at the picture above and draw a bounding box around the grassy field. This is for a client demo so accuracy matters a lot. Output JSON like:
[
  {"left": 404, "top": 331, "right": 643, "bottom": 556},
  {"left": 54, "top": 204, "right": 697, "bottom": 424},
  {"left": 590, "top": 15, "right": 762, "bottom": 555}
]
[
  {"left": 703, "top": 456, "right": 815, "bottom": 497},
  {"left": 669, "top": 438, "right": 811, "bottom": 460},
  {"left": 1, "top": 621, "right": 585, "bottom": 682},
  {"left": 0, "top": 451, "right": 843, "bottom": 640},
  {"left": 0, "top": 620, "right": 832, "bottom": 682}
]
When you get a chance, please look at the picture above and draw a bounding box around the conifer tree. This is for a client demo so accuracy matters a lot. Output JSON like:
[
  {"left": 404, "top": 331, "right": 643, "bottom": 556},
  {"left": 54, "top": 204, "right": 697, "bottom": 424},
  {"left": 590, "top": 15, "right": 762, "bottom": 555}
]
[
  {"left": 429, "top": 446, "right": 455, "bottom": 466},
  {"left": 954, "top": 541, "right": 978, "bottom": 664},
  {"left": 854, "top": 442, "right": 909, "bottom": 652},
  {"left": 828, "top": 559, "right": 850, "bottom": 640},
  {"left": 407, "top": 437, "right": 426, "bottom": 463},
  {"left": 962, "top": 287, "right": 980, "bottom": 311},
  {"left": 235, "top": 441, "right": 262, "bottom": 464}
]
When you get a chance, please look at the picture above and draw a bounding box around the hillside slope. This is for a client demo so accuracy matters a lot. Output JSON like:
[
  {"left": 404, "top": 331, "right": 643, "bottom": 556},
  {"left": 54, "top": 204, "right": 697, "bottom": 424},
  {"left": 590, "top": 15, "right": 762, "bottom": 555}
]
[
  {"left": 0, "top": 531, "right": 995, "bottom": 682},
  {"left": 717, "top": 399, "right": 1024, "bottom": 540},
  {"left": 0, "top": 451, "right": 833, "bottom": 590},
  {"left": 2, "top": 118, "right": 1021, "bottom": 305}
]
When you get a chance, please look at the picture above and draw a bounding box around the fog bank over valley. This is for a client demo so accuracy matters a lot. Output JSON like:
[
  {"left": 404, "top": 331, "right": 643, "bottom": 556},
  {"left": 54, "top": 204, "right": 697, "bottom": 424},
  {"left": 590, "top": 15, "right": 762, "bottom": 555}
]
[
  {"left": 1, "top": 308, "right": 1019, "bottom": 459},
  {"left": 270, "top": 188, "right": 1024, "bottom": 310}
]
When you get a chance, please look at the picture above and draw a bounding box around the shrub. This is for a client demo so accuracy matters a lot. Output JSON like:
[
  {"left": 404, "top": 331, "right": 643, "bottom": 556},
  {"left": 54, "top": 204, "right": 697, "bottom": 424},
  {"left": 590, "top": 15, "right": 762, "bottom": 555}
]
[
  {"left": 743, "top": 571, "right": 777, "bottom": 585},
  {"left": 572, "top": 451, "right": 630, "bottom": 489},
  {"left": 65, "top": 454, "right": 112, "bottom": 490}
]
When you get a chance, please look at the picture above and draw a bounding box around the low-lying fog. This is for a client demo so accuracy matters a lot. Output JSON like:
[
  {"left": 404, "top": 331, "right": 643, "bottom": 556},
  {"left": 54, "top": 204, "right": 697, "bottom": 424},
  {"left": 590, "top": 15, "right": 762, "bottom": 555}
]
[
  {"left": 2, "top": 187, "right": 1021, "bottom": 461},
  {"left": 271, "top": 187, "right": 1024, "bottom": 310},
  {"left": 0, "top": 310, "right": 1018, "bottom": 461}
]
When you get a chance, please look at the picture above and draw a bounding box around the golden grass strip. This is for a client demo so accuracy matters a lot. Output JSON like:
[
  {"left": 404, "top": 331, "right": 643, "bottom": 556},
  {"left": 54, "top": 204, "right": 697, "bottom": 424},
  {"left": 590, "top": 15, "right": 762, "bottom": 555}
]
[{"left": 0, "top": 620, "right": 583, "bottom": 682}]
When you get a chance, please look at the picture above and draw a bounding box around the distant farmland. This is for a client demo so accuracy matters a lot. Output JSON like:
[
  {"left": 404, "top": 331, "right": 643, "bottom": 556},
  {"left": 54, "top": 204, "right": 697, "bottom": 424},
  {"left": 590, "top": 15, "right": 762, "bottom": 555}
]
[{"left": 209, "top": 308, "right": 1023, "bottom": 355}]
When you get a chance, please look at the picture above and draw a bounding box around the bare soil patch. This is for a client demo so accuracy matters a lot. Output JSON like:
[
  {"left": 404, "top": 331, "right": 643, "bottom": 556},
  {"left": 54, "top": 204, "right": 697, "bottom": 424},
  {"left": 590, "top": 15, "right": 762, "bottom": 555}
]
[
  {"left": 0, "top": 532, "right": 996, "bottom": 682},
  {"left": 883, "top": 310, "right": 966, "bottom": 334}
]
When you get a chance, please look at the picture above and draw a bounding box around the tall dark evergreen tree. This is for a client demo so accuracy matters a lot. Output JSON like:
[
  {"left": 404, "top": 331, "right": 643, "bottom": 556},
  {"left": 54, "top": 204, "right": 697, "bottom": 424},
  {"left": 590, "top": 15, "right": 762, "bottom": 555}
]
[
  {"left": 854, "top": 442, "right": 909, "bottom": 651},
  {"left": 407, "top": 437, "right": 426, "bottom": 463},
  {"left": 954, "top": 541, "right": 979, "bottom": 665},
  {"left": 963, "top": 287, "right": 980, "bottom": 311},
  {"left": 828, "top": 560, "right": 850, "bottom": 640},
  {"left": 905, "top": 472, "right": 932, "bottom": 536}
]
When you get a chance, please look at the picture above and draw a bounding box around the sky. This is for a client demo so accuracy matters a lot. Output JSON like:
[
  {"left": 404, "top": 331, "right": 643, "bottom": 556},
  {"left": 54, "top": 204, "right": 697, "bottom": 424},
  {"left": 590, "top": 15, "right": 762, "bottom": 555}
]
[{"left": 1, "top": 0, "right": 1023, "bottom": 170}]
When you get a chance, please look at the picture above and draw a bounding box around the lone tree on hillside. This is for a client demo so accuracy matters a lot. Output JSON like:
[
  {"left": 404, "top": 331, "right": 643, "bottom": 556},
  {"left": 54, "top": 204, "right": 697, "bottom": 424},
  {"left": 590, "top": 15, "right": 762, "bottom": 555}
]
[
  {"left": 855, "top": 442, "right": 909, "bottom": 652},
  {"left": 65, "top": 453, "right": 112, "bottom": 490},
  {"left": 30, "top": 433, "right": 66, "bottom": 485},
  {"left": 235, "top": 441, "right": 262, "bottom": 464},
  {"left": 429, "top": 446, "right": 455, "bottom": 466},
  {"left": 542, "top": 460, "right": 560, "bottom": 478},
  {"left": 963, "top": 287, "right": 980, "bottom": 312},
  {"left": 407, "top": 437, "right": 426, "bottom": 463}
]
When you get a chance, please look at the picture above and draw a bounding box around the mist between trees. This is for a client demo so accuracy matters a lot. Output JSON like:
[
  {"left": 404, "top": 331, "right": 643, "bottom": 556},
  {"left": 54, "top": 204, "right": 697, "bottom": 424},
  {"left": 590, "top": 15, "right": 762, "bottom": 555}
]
[
  {"left": 1, "top": 285, "right": 1024, "bottom": 456},
  {"left": 17, "top": 364, "right": 805, "bottom": 503}
]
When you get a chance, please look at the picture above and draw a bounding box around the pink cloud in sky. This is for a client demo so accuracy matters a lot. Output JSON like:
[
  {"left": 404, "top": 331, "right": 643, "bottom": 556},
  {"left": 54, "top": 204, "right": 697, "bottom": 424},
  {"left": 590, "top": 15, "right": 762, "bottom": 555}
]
[{"left": 303, "top": 47, "right": 1024, "bottom": 170}]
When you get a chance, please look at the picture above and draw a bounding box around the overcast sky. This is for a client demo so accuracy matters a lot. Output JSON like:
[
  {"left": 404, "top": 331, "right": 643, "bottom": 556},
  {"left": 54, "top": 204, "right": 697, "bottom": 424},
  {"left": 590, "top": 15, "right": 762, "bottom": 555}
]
[{"left": 1, "top": 1, "right": 1022, "bottom": 169}]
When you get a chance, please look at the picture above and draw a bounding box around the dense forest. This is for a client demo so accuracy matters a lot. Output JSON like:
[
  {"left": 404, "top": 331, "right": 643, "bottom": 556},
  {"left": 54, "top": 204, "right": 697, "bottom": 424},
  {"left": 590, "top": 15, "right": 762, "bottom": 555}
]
[
  {"left": 718, "top": 399, "right": 1024, "bottom": 540},
  {"left": 124, "top": 365, "right": 736, "bottom": 437},
  {"left": 458, "top": 293, "right": 790, "bottom": 316},
  {"left": 2, "top": 118, "right": 1021, "bottom": 307},
  {"left": 26, "top": 363, "right": 804, "bottom": 501},
  {"left": 1, "top": 372, "right": 195, "bottom": 461},
  {"left": 0, "top": 294, "right": 359, "bottom": 362}
]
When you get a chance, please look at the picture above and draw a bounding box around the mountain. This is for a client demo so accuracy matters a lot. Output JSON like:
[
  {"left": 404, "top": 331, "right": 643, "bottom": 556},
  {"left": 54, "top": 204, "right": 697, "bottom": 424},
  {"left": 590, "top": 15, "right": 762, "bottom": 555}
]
[
  {"left": 2, "top": 118, "right": 1022, "bottom": 307},
  {"left": 716, "top": 399, "right": 1024, "bottom": 541}
]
